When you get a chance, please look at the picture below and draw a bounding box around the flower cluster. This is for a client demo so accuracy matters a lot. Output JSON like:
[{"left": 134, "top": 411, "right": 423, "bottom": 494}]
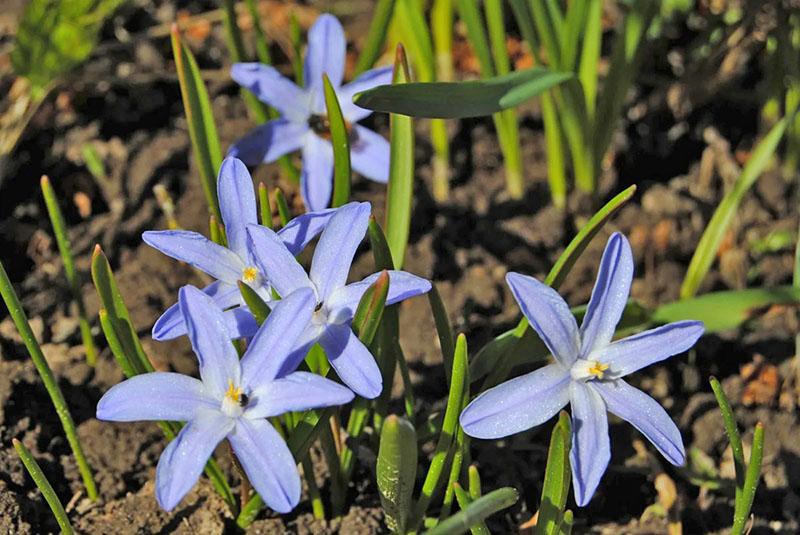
[{"left": 97, "top": 156, "right": 431, "bottom": 512}]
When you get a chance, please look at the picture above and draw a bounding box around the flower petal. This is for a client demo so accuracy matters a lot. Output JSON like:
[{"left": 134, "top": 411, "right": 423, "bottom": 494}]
[
  {"left": 326, "top": 270, "right": 432, "bottom": 323},
  {"left": 231, "top": 63, "right": 310, "bottom": 122},
  {"left": 569, "top": 381, "right": 610, "bottom": 507},
  {"left": 597, "top": 321, "right": 704, "bottom": 378},
  {"left": 305, "top": 14, "right": 346, "bottom": 112},
  {"left": 96, "top": 372, "right": 216, "bottom": 422},
  {"left": 218, "top": 158, "right": 258, "bottom": 258},
  {"left": 276, "top": 208, "right": 336, "bottom": 255},
  {"left": 506, "top": 272, "right": 580, "bottom": 367},
  {"left": 240, "top": 287, "right": 316, "bottom": 389},
  {"left": 155, "top": 409, "right": 234, "bottom": 511},
  {"left": 152, "top": 281, "right": 241, "bottom": 341},
  {"left": 459, "top": 363, "right": 571, "bottom": 439},
  {"left": 350, "top": 126, "right": 390, "bottom": 183},
  {"left": 339, "top": 66, "right": 394, "bottom": 121},
  {"left": 179, "top": 285, "right": 242, "bottom": 398},
  {"left": 246, "top": 224, "right": 313, "bottom": 297},
  {"left": 593, "top": 379, "right": 685, "bottom": 466},
  {"left": 300, "top": 134, "right": 334, "bottom": 211},
  {"left": 224, "top": 307, "right": 259, "bottom": 339},
  {"left": 142, "top": 231, "right": 244, "bottom": 284},
  {"left": 310, "top": 201, "right": 371, "bottom": 301},
  {"left": 228, "top": 417, "right": 300, "bottom": 514},
  {"left": 245, "top": 371, "right": 354, "bottom": 419},
  {"left": 579, "top": 233, "right": 634, "bottom": 358},
  {"left": 227, "top": 119, "right": 308, "bottom": 167},
  {"left": 320, "top": 323, "right": 382, "bottom": 399}
]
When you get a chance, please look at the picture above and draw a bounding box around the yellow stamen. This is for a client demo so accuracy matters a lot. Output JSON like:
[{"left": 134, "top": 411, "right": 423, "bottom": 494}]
[
  {"left": 225, "top": 379, "right": 243, "bottom": 403},
  {"left": 587, "top": 361, "right": 610, "bottom": 379},
  {"left": 242, "top": 266, "right": 259, "bottom": 284}
]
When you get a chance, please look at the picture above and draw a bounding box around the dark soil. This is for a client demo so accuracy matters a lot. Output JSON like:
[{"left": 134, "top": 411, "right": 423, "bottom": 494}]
[{"left": 1, "top": 1, "right": 798, "bottom": 534}]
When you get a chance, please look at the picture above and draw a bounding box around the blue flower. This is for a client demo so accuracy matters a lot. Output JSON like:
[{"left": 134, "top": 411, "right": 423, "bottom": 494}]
[
  {"left": 246, "top": 201, "right": 431, "bottom": 399},
  {"left": 96, "top": 285, "right": 354, "bottom": 513},
  {"left": 143, "top": 157, "right": 334, "bottom": 341},
  {"left": 459, "top": 233, "right": 704, "bottom": 506},
  {"left": 229, "top": 14, "right": 393, "bottom": 211}
]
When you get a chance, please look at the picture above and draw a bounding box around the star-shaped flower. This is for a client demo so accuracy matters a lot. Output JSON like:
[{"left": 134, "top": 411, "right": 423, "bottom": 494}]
[
  {"left": 246, "top": 201, "right": 431, "bottom": 399},
  {"left": 143, "top": 157, "right": 334, "bottom": 341},
  {"left": 96, "top": 285, "right": 354, "bottom": 512},
  {"left": 229, "top": 14, "right": 392, "bottom": 211},
  {"left": 459, "top": 233, "right": 704, "bottom": 506}
]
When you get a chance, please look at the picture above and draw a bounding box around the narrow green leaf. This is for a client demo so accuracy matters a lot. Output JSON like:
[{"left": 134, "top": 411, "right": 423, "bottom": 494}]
[
  {"left": 560, "top": 0, "right": 586, "bottom": 72},
  {"left": 258, "top": 182, "right": 273, "bottom": 229},
  {"left": 378, "top": 415, "right": 418, "bottom": 534},
  {"left": 352, "top": 270, "right": 390, "bottom": 346},
  {"left": 541, "top": 93, "right": 567, "bottom": 209},
  {"left": 681, "top": 117, "right": 790, "bottom": 298},
  {"left": 273, "top": 188, "right": 291, "bottom": 227},
  {"left": 368, "top": 216, "right": 396, "bottom": 271},
  {"left": 456, "top": 0, "right": 494, "bottom": 77},
  {"left": 244, "top": 0, "right": 272, "bottom": 65},
  {"left": 484, "top": 0, "right": 510, "bottom": 76},
  {"left": 98, "top": 309, "right": 137, "bottom": 378},
  {"left": 733, "top": 423, "right": 764, "bottom": 535},
  {"left": 209, "top": 215, "right": 226, "bottom": 247},
  {"left": 238, "top": 281, "right": 270, "bottom": 325},
  {"left": 41, "top": 175, "right": 96, "bottom": 365},
  {"left": 289, "top": 11, "right": 304, "bottom": 85},
  {"left": 528, "top": 0, "right": 562, "bottom": 70},
  {"left": 452, "top": 483, "right": 489, "bottom": 535},
  {"left": 384, "top": 45, "right": 415, "bottom": 269},
  {"left": 171, "top": 25, "right": 222, "bottom": 219},
  {"left": 556, "top": 510, "right": 574, "bottom": 535},
  {"left": 428, "top": 284, "right": 455, "bottom": 387},
  {"left": 355, "top": 67, "right": 573, "bottom": 119},
  {"left": 396, "top": 0, "right": 436, "bottom": 82},
  {"left": 710, "top": 376, "right": 745, "bottom": 499},
  {"left": 0, "top": 260, "right": 97, "bottom": 501},
  {"left": 426, "top": 487, "right": 519, "bottom": 535},
  {"left": 577, "top": 0, "right": 603, "bottom": 121},
  {"left": 355, "top": 0, "right": 396, "bottom": 75},
  {"left": 468, "top": 465, "right": 482, "bottom": 501},
  {"left": 653, "top": 286, "right": 800, "bottom": 332},
  {"left": 13, "top": 439, "right": 73, "bottom": 534},
  {"left": 535, "top": 412, "right": 572, "bottom": 535},
  {"left": 323, "top": 74, "right": 352, "bottom": 207}
]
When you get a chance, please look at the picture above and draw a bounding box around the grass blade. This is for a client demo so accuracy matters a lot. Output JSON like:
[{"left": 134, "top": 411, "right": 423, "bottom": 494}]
[
  {"left": 40, "top": 175, "right": 97, "bottom": 365},
  {"left": 428, "top": 284, "right": 455, "bottom": 387},
  {"left": 577, "top": 0, "right": 602, "bottom": 121},
  {"left": 13, "top": 439, "right": 73, "bottom": 534},
  {"left": 384, "top": 45, "right": 415, "bottom": 269},
  {"left": 426, "top": 487, "right": 519, "bottom": 535},
  {"left": 0, "top": 261, "right": 97, "bottom": 501},
  {"left": 535, "top": 412, "right": 572, "bottom": 535},
  {"left": 710, "top": 377, "right": 745, "bottom": 498},
  {"left": 452, "top": 483, "right": 489, "bottom": 535},
  {"left": 171, "top": 25, "right": 222, "bottom": 219},
  {"left": 258, "top": 182, "right": 273, "bottom": 229},
  {"left": 733, "top": 423, "right": 764, "bottom": 535},
  {"left": 355, "top": 0, "right": 396, "bottom": 75},
  {"left": 681, "top": 117, "right": 790, "bottom": 298},
  {"left": 323, "top": 74, "right": 352, "bottom": 207},
  {"left": 377, "top": 415, "right": 418, "bottom": 534}
]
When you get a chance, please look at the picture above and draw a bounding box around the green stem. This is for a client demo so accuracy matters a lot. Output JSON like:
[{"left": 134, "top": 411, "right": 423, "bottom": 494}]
[
  {"left": 13, "top": 439, "right": 74, "bottom": 534},
  {"left": 0, "top": 261, "right": 97, "bottom": 501}
]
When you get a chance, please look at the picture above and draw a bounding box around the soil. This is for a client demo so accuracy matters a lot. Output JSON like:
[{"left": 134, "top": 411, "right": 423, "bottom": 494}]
[{"left": 1, "top": 1, "right": 798, "bottom": 534}]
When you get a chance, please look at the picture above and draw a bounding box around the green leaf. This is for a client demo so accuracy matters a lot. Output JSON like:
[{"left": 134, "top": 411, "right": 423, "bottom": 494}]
[
  {"left": 681, "top": 116, "right": 790, "bottom": 298},
  {"left": 274, "top": 187, "right": 292, "bottom": 227},
  {"left": 323, "top": 74, "right": 352, "bottom": 207},
  {"left": 13, "top": 439, "right": 73, "bottom": 534},
  {"left": 171, "top": 25, "right": 222, "bottom": 220},
  {"left": 428, "top": 284, "right": 456, "bottom": 387},
  {"left": 238, "top": 281, "right": 270, "bottom": 325},
  {"left": 368, "top": 215, "right": 396, "bottom": 271},
  {"left": 535, "top": 412, "right": 572, "bottom": 535},
  {"left": 354, "top": 0, "right": 396, "bottom": 75},
  {"left": 452, "top": 483, "right": 489, "bottom": 535},
  {"left": 653, "top": 286, "right": 800, "bottom": 332},
  {"left": 710, "top": 377, "right": 745, "bottom": 506},
  {"left": 395, "top": 0, "right": 436, "bottom": 82},
  {"left": 733, "top": 422, "right": 764, "bottom": 535},
  {"left": 425, "top": 487, "right": 519, "bottom": 535},
  {"left": 355, "top": 67, "right": 573, "bottom": 119},
  {"left": 258, "top": 182, "right": 273, "bottom": 229},
  {"left": 384, "top": 45, "right": 415, "bottom": 269},
  {"left": 377, "top": 415, "right": 418, "bottom": 534},
  {"left": 352, "top": 270, "right": 390, "bottom": 346},
  {"left": 468, "top": 465, "right": 483, "bottom": 501}
]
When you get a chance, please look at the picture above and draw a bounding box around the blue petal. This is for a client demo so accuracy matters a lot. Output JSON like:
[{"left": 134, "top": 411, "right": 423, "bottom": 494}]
[
  {"left": 304, "top": 14, "right": 346, "bottom": 112},
  {"left": 225, "top": 307, "right": 259, "bottom": 339},
  {"left": 326, "top": 270, "right": 432, "bottom": 323},
  {"left": 218, "top": 158, "right": 258, "bottom": 259},
  {"left": 320, "top": 323, "right": 382, "bottom": 399},
  {"left": 459, "top": 363, "right": 571, "bottom": 439},
  {"left": 300, "top": 134, "right": 334, "bottom": 211},
  {"left": 96, "top": 372, "right": 216, "bottom": 422},
  {"left": 569, "top": 381, "right": 610, "bottom": 507},
  {"left": 246, "top": 224, "right": 313, "bottom": 298},
  {"left": 142, "top": 230, "right": 244, "bottom": 284},
  {"left": 152, "top": 281, "right": 240, "bottom": 341},
  {"left": 579, "top": 233, "right": 634, "bottom": 358},
  {"left": 155, "top": 409, "right": 234, "bottom": 511},
  {"left": 594, "top": 379, "right": 685, "bottom": 466},
  {"left": 597, "top": 321, "right": 704, "bottom": 378},
  {"left": 310, "top": 201, "right": 371, "bottom": 301},
  {"left": 276, "top": 208, "right": 336, "bottom": 255},
  {"left": 244, "top": 371, "right": 354, "bottom": 419},
  {"left": 227, "top": 119, "right": 309, "bottom": 166},
  {"left": 231, "top": 63, "right": 310, "bottom": 122},
  {"left": 339, "top": 66, "right": 394, "bottom": 121},
  {"left": 351, "top": 126, "right": 389, "bottom": 183},
  {"left": 228, "top": 417, "right": 300, "bottom": 514},
  {"left": 240, "top": 288, "right": 316, "bottom": 389},
  {"left": 506, "top": 272, "right": 580, "bottom": 367},
  {"left": 179, "top": 286, "right": 242, "bottom": 398}
]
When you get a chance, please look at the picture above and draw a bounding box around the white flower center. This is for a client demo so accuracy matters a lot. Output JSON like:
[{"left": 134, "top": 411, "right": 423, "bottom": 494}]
[
  {"left": 220, "top": 379, "right": 248, "bottom": 418},
  {"left": 241, "top": 266, "right": 262, "bottom": 287},
  {"left": 570, "top": 359, "right": 610, "bottom": 382}
]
